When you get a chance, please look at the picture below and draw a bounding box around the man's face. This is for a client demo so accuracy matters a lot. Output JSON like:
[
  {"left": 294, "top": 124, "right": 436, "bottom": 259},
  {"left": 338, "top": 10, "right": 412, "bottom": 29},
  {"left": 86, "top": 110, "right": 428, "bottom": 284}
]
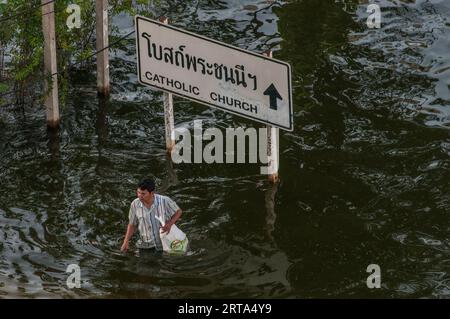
[{"left": 137, "top": 188, "right": 153, "bottom": 202}]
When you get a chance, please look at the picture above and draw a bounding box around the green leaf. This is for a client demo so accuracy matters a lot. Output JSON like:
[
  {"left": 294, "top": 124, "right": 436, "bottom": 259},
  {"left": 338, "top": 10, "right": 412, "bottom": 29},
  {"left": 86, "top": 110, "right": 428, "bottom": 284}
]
[{"left": 0, "top": 83, "right": 8, "bottom": 93}]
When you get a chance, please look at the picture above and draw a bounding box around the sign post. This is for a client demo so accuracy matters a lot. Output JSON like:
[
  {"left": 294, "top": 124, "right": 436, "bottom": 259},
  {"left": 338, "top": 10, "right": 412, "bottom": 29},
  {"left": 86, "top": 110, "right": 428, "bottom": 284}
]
[
  {"left": 159, "top": 16, "right": 175, "bottom": 155},
  {"left": 135, "top": 15, "right": 293, "bottom": 178},
  {"left": 264, "top": 51, "right": 279, "bottom": 183}
]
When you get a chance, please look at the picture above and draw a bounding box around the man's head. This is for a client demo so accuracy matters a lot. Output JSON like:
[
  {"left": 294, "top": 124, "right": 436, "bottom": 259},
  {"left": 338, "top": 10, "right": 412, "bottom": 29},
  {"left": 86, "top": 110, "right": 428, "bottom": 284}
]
[{"left": 137, "top": 178, "right": 155, "bottom": 203}]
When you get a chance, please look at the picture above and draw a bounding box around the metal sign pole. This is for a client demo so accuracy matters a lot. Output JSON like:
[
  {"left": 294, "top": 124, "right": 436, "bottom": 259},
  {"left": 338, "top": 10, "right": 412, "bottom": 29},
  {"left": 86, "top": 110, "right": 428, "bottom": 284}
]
[
  {"left": 159, "top": 16, "right": 175, "bottom": 155},
  {"left": 264, "top": 50, "right": 279, "bottom": 183}
]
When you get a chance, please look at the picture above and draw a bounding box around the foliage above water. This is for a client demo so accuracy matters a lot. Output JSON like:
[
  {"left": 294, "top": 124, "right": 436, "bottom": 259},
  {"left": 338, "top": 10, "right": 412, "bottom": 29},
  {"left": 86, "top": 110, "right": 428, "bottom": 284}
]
[{"left": 0, "top": 0, "right": 161, "bottom": 106}]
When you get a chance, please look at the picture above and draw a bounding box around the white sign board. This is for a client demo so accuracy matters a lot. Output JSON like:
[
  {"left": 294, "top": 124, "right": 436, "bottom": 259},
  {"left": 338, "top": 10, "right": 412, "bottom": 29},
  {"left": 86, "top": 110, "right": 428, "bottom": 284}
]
[{"left": 135, "top": 15, "right": 293, "bottom": 131}]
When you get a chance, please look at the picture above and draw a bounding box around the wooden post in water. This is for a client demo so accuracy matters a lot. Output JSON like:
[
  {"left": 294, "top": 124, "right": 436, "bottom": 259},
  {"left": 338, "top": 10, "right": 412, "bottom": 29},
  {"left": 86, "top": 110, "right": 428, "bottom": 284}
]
[
  {"left": 96, "top": 0, "right": 110, "bottom": 96},
  {"left": 42, "top": 0, "right": 60, "bottom": 128},
  {"left": 264, "top": 50, "right": 279, "bottom": 183},
  {"left": 159, "top": 16, "right": 175, "bottom": 155}
]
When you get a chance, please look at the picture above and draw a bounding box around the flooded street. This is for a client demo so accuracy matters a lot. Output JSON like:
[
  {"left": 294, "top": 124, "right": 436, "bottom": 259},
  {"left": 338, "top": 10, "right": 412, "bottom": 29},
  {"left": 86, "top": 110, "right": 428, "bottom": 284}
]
[{"left": 0, "top": 0, "right": 449, "bottom": 298}]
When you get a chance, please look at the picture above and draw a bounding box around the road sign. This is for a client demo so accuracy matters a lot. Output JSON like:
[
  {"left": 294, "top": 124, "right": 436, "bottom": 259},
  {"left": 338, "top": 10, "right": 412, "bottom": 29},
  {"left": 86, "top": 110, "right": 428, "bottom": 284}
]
[{"left": 135, "top": 15, "right": 293, "bottom": 131}]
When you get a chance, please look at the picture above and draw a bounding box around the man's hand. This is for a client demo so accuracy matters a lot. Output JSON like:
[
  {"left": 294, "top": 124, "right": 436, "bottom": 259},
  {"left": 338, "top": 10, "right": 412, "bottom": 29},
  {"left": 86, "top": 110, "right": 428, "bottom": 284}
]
[
  {"left": 121, "top": 224, "right": 135, "bottom": 252},
  {"left": 160, "top": 222, "right": 173, "bottom": 234},
  {"left": 121, "top": 241, "right": 129, "bottom": 252},
  {"left": 160, "top": 209, "right": 182, "bottom": 235}
]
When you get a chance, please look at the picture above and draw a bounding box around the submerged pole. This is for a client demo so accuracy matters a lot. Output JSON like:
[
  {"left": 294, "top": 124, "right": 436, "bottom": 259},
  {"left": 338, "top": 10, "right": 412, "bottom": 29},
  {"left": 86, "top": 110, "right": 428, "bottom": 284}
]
[
  {"left": 160, "top": 16, "right": 175, "bottom": 155},
  {"left": 264, "top": 50, "right": 279, "bottom": 183}
]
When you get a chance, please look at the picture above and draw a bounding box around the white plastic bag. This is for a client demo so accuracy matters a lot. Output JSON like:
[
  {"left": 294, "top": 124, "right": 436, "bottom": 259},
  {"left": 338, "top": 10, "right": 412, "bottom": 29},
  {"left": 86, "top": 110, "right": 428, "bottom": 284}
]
[{"left": 156, "top": 214, "right": 189, "bottom": 254}]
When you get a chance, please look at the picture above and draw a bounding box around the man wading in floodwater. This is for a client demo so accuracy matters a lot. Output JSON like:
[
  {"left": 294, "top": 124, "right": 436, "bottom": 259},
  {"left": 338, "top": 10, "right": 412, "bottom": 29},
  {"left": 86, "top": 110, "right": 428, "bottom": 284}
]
[{"left": 120, "top": 178, "right": 182, "bottom": 254}]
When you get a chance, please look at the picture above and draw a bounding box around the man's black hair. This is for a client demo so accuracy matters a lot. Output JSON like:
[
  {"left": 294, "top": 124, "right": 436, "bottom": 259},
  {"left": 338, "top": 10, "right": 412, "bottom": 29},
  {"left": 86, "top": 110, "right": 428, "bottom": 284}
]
[{"left": 138, "top": 178, "right": 155, "bottom": 192}]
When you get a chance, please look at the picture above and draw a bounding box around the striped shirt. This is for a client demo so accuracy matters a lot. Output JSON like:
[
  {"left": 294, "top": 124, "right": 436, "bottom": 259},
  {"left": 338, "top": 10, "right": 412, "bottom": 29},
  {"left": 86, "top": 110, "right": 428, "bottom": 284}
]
[{"left": 129, "top": 194, "right": 180, "bottom": 250}]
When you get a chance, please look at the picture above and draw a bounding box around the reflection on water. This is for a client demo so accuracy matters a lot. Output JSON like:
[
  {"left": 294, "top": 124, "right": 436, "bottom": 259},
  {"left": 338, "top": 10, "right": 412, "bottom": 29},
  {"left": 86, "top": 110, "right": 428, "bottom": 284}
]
[{"left": 0, "top": 0, "right": 449, "bottom": 298}]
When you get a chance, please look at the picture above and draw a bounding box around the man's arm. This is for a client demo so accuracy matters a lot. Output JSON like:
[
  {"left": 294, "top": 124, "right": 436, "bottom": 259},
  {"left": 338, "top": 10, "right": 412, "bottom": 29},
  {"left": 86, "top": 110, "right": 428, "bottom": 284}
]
[
  {"left": 121, "top": 224, "right": 136, "bottom": 252},
  {"left": 160, "top": 209, "right": 182, "bottom": 234}
]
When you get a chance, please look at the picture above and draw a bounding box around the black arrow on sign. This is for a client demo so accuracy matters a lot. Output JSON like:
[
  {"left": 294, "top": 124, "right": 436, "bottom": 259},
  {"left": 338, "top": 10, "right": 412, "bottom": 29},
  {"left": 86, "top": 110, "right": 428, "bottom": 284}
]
[{"left": 263, "top": 83, "right": 283, "bottom": 110}]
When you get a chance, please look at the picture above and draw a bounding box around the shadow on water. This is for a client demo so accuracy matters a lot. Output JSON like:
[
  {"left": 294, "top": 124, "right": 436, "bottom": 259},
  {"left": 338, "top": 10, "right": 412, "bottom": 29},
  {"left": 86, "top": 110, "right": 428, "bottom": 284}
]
[{"left": 0, "top": 0, "right": 449, "bottom": 298}]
